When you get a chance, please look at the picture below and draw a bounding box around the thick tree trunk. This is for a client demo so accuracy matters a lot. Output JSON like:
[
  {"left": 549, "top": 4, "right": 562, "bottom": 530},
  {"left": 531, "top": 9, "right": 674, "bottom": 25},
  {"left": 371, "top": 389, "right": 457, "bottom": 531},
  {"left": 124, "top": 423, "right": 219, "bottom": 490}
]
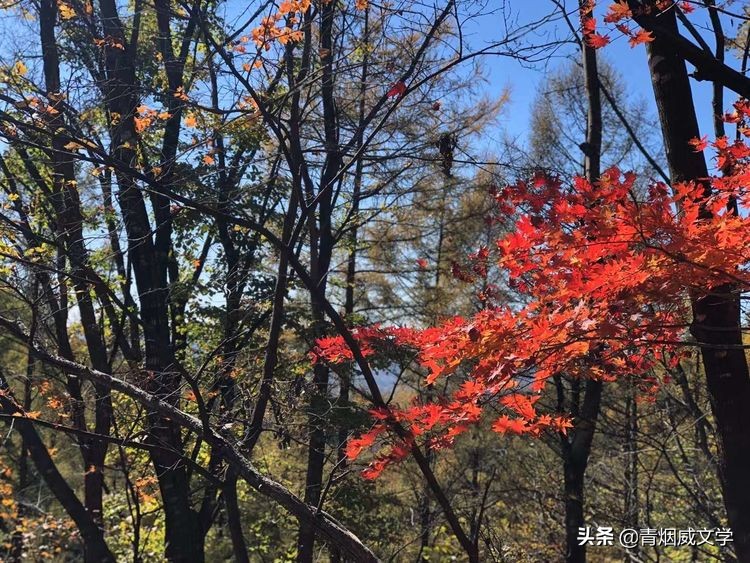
[{"left": 643, "top": 5, "right": 750, "bottom": 560}]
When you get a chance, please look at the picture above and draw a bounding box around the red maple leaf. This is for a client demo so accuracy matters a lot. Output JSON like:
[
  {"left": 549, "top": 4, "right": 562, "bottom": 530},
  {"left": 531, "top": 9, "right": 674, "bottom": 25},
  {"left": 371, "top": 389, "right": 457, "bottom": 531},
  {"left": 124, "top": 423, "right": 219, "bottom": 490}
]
[
  {"left": 628, "top": 29, "right": 654, "bottom": 47},
  {"left": 586, "top": 33, "right": 611, "bottom": 48},
  {"left": 603, "top": 1, "right": 631, "bottom": 23},
  {"left": 361, "top": 458, "right": 389, "bottom": 480},
  {"left": 421, "top": 404, "right": 445, "bottom": 430},
  {"left": 345, "top": 430, "right": 379, "bottom": 460},
  {"left": 386, "top": 81, "right": 406, "bottom": 98},
  {"left": 500, "top": 394, "right": 538, "bottom": 420},
  {"left": 492, "top": 415, "right": 528, "bottom": 435},
  {"left": 679, "top": 1, "right": 694, "bottom": 13},
  {"left": 689, "top": 135, "right": 708, "bottom": 152}
]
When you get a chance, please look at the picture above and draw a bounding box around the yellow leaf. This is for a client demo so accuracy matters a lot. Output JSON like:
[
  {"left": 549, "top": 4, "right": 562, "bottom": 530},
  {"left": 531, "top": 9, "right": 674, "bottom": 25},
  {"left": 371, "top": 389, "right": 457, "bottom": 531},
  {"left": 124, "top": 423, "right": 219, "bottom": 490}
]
[
  {"left": 64, "top": 141, "right": 83, "bottom": 150},
  {"left": 13, "top": 61, "right": 27, "bottom": 76},
  {"left": 57, "top": 1, "right": 75, "bottom": 19},
  {"left": 184, "top": 113, "right": 197, "bottom": 128},
  {"left": 65, "top": 139, "right": 98, "bottom": 151}
]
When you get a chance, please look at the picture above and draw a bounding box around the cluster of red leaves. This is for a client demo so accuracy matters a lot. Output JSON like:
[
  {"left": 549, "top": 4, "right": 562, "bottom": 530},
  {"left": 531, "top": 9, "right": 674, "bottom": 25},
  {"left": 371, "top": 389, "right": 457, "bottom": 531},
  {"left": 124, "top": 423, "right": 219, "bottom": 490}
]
[
  {"left": 310, "top": 325, "right": 425, "bottom": 365},
  {"left": 582, "top": 0, "right": 611, "bottom": 48},
  {"left": 582, "top": 1, "right": 704, "bottom": 49},
  {"left": 722, "top": 98, "right": 750, "bottom": 139},
  {"left": 314, "top": 138, "right": 750, "bottom": 479}
]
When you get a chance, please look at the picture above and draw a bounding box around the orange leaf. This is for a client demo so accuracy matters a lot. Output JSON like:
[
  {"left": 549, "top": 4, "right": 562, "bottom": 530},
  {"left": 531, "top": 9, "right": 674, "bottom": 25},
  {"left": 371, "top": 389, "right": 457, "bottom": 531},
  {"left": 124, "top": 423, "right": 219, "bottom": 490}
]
[
  {"left": 492, "top": 415, "right": 528, "bottom": 435},
  {"left": 586, "top": 33, "right": 610, "bottom": 48},
  {"left": 604, "top": 1, "right": 631, "bottom": 23},
  {"left": 628, "top": 29, "right": 654, "bottom": 47}
]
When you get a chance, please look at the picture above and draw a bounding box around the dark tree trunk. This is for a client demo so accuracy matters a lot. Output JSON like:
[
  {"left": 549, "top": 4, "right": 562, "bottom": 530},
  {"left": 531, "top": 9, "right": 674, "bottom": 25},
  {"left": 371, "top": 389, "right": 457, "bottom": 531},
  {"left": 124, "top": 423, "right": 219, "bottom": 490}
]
[
  {"left": 623, "top": 383, "right": 639, "bottom": 563},
  {"left": 91, "top": 0, "right": 205, "bottom": 558},
  {"left": 298, "top": 2, "right": 340, "bottom": 561},
  {"left": 642, "top": 5, "right": 750, "bottom": 560},
  {"left": 560, "top": 6, "right": 604, "bottom": 562},
  {"left": 562, "top": 380, "right": 603, "bottom": 563},
  {"left": 9, "top": 346, "right": 33, "bottom": 562},
  {"left": 38, "top": 0, "right": 113, "bottom": 553},
  {"left": 223, "top": 473, "right": 250, "bottom": 563},
  {"left": 0, "top": 375, "right": 115, "bottom": 562}
]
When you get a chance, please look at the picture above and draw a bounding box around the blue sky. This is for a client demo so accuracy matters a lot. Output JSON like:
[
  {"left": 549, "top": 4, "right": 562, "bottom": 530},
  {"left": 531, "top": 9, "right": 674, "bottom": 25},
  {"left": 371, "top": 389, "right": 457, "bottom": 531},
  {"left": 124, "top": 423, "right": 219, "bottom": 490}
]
[{"left": 461, "top": 1, "right": 734, "bottom": 165}]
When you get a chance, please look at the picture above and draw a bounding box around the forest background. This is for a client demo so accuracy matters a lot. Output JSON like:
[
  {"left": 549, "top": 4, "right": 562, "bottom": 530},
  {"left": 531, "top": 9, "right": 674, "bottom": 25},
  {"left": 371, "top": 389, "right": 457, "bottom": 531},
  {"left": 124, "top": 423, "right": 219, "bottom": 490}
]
[{"left": 0, "top": 0, "right": 748, "bottom": 562}]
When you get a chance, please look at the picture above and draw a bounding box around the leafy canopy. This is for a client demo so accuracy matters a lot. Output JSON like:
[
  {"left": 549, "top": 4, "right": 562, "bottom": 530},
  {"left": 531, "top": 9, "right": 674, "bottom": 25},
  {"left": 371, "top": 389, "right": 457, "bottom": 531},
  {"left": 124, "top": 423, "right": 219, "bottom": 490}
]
[{"left": 314, "top": 123, "right": 750, "bottom": 479}]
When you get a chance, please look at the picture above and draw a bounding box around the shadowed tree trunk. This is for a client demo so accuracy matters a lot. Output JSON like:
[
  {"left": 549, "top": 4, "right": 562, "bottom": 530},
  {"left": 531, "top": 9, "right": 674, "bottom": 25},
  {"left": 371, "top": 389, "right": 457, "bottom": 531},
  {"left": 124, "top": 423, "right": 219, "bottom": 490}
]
[
  {"left": 298, "top": 2, "right": 341, "bottom": 561},
  {"left": 38, "top": 1, "right": 114, "bottom": 557},
  {"left": 92, "top": 0, "right": 205, "bottom": 558},
  {"left": 0, "top": 373, "right": 115, "bottom": 562},
  {"left": 560, "top": 5, "right": 604, "bottom": 562},
  {"left": 640, "top": 3, "right": 750, "bottom": 559},
  {"left": 623, "top": 381, "right": 639, "bottom": 563}
]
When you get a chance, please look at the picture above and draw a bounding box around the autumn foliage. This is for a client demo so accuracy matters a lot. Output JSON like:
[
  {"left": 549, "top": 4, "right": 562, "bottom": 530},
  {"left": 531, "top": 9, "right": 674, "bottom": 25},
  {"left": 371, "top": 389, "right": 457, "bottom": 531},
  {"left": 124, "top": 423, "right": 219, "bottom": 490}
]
[
  {"left": 581, "top": 0, "right": 673, "bottom": 49},
  {"left": 314, "top": 134, "right": 750, "bottom": 479}
]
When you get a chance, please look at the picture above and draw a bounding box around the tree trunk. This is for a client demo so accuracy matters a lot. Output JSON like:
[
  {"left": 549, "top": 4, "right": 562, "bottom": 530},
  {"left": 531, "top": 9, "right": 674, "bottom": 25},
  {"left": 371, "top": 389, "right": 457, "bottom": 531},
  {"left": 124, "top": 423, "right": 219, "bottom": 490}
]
[
  {"left": 561, "top": 6, "right": 604, "bottom": 562},
  {"left": 643, "top": 5, "right": 750, "bottom": 560},
  {"left": 9, "top": 346, "right": 33, "bottom": 562},
  {"left": 623, "top": 383, "right": 639, "bottom": 563},
  {"left": 92, "top": 0, "right": 206, "bottom": 557},
  {"left": 298, "top": 2, "right": 340, "bottom": 560},
  {"left": 562, "top": 380, "right": 603, "bottom": 563},
  {"left": 38, "top": 0, "right": 113, "bottom": 552},
  {"left": 0, "top": 374, "right": 115, "bottom": 562}
]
